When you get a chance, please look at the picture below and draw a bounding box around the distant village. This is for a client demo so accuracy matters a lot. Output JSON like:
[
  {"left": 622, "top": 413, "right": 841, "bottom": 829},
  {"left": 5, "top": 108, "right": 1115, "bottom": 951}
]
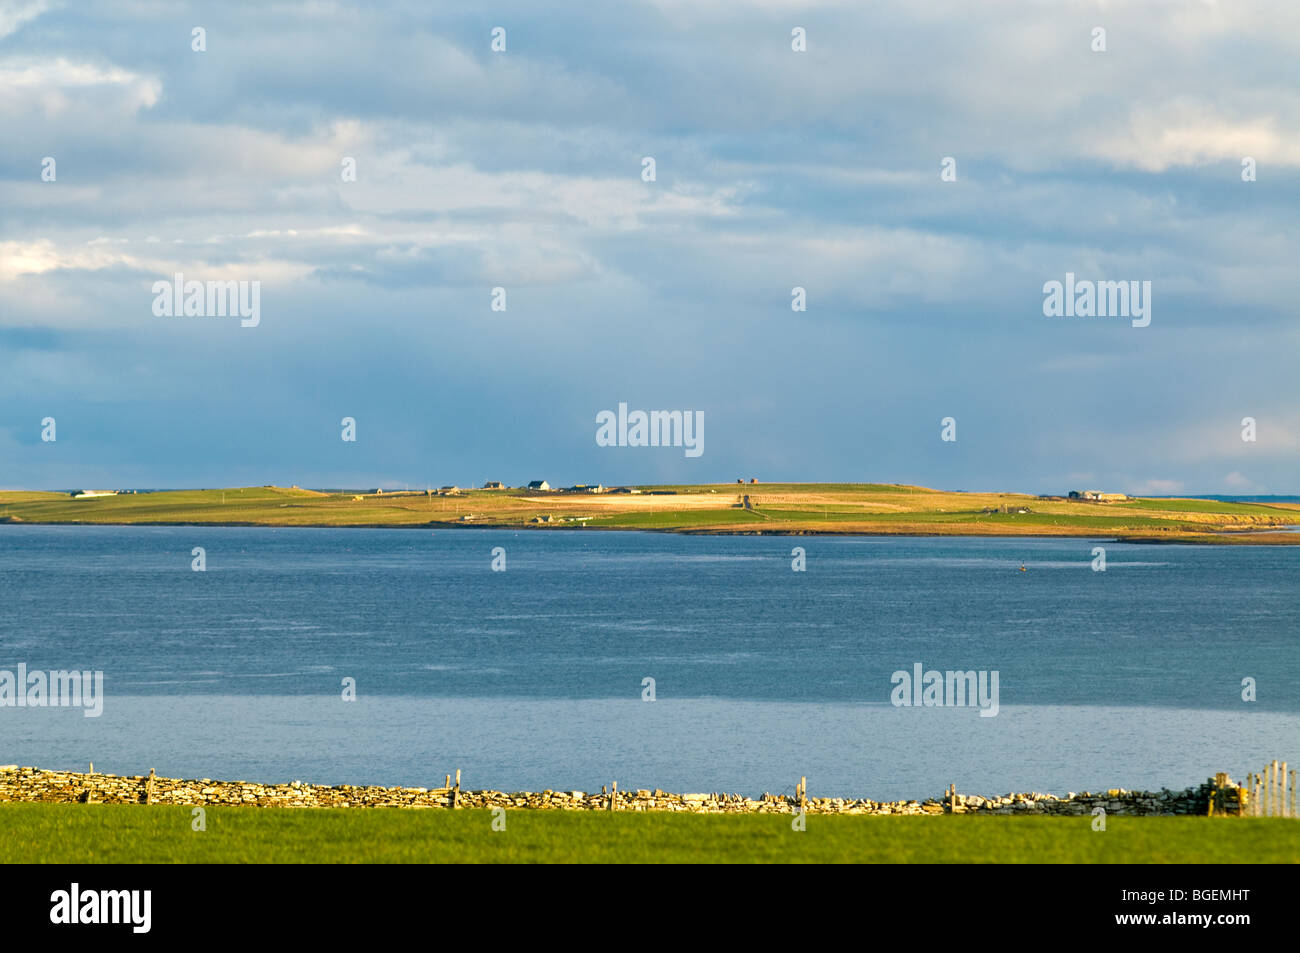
[
  {"left": 365, "top": 481, "right": 644, "bottom": 497},
  {"left": 66, "top": 482, "right": 641, "bottom": 499},
  {"left": 66, "top": 482, "right": 1132, "bottom": 504}
]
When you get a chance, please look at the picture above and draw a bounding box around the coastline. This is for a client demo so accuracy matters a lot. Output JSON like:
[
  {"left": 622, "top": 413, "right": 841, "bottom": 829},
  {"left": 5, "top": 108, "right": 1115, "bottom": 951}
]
[{"left": 3, "top": 519, "right": 1299, "bottom": 544}]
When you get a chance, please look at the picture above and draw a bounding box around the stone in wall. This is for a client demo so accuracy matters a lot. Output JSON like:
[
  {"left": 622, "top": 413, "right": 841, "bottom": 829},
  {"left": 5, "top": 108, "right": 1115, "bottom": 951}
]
[{"left": 0, "top": 765, "right": 1236, "bottom": 817}]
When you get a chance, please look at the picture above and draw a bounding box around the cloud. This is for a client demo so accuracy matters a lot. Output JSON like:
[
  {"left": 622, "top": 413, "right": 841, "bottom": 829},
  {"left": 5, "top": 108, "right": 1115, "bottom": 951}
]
[
  {"left": 1, "top": 0, "right": 1297, "bottom": 489},
  {"left": 0, "top": 56, "right": 161, "bottom": 116},
  {"left": 1089, "top": 102, "right": 1300, "bottom": 171},
  {"left": 1131, "top": 478, "right": 1185, "bottom": 495},
  {"left": 0, "top": 0, "right": 52, "bottom": 41},
  {"left": 1222, "top": 471, "right": 1264, "bottom": 493}
]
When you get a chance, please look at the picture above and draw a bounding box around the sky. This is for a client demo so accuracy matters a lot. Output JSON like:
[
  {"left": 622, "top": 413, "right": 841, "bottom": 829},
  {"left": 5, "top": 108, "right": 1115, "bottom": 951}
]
[{"left": 1, "top": 0, "right": 1297, "bottom": 494}]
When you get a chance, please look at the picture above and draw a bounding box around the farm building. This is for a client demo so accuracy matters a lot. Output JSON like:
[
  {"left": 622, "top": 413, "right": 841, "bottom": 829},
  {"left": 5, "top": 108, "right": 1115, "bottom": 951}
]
[{"left": 1069, "top": 490, "right": 1129, "bottom": 502}]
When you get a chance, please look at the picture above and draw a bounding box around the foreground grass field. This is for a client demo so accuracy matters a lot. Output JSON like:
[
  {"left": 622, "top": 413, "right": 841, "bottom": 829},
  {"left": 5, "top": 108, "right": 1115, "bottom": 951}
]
[
  {"left": 2, "top": 804, "right": 1297, "bottom": 863},
  {"left": 1, "top": 483, "right": 1297, "bottom": 541}
]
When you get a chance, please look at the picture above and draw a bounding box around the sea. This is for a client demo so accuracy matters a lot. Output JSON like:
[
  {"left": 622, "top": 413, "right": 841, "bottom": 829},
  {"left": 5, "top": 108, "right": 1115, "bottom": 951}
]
[{"left": 1, "top": 525, "right": 1296, "bottom": 800}]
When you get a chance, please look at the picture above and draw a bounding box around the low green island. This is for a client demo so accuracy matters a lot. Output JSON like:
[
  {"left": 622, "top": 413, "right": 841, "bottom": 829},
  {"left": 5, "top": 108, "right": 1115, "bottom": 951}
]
[{"left": 1, "top": 483, "right": 1297, "bottom": 543}]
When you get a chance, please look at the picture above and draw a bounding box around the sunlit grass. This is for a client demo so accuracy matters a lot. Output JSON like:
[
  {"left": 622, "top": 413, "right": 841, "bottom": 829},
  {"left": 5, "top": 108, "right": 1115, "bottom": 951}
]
[
  {"left": 1, "top": 484, "right": 1295, "bottom": 542},
  {"left": 2, "top": 803, "right": 1297, "bottom": 863}
]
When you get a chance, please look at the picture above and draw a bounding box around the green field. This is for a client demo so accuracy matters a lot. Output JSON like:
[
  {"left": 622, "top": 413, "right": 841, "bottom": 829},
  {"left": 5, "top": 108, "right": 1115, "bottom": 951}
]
[
  {"left": 2, "top": 803, "right": 1297, "bottom": 863},
  {"left": 1, "top": 483, "right": 1297, "bottom": 542}
]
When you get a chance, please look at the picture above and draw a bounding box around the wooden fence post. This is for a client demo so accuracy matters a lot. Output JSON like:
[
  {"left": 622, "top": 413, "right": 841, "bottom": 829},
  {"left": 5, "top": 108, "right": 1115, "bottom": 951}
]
[
  {"left": 799, "top": 776, "right": 806, "bottom": 811},
  {"left": 609, "top": 781, "right": 617, "bottom": 812},
  {"left": 144, "top": 767, "right": 155, "bottom": 805},
  {"left": 449, "top": 769, "right": 460, "bottom": 809}
]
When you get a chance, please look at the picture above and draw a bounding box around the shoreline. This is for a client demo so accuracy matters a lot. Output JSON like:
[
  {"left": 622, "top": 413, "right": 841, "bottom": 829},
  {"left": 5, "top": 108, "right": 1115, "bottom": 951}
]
[{"left": 3, "top": 519, "right": 1299, "bottom": 545}]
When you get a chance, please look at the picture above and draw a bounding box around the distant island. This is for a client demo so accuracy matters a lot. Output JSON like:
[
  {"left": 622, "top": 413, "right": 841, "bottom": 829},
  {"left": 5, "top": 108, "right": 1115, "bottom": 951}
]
[{"left": 2, "top": 483, "right": 1298, "bottom": 543}]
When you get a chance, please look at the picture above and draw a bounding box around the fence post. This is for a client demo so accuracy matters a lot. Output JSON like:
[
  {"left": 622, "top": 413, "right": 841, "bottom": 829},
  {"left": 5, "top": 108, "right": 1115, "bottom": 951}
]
[
  {"left": 145, "top": 767, "right": 155, "bottom": 805},
  {"left": 609, "top": 780, "right": 617, "bottom": 812}
]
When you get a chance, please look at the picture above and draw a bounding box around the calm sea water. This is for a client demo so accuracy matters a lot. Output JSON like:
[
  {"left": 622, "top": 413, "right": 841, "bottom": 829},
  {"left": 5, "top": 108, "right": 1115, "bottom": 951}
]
[{"left": 1, "top": 526, "right": 1296, "bottom": 798}]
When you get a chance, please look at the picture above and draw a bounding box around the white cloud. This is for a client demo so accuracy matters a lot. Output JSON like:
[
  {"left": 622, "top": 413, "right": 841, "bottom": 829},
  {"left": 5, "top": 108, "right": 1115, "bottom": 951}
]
[
  {"left": 1088, "top": 102, "right": 1300, "bottom": 171},
  {"left": 0, "top": 56, "right": 161, "bottom": 115},
  {"left": 0, "top": 0, "right": 52, "bottom": 40},
  {"left": 1222, "top": 471, "right": 1264, "bottom": 492}
]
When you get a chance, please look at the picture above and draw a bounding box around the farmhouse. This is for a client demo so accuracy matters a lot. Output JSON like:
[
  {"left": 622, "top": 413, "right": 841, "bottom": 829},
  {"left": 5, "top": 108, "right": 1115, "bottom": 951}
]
[
  {"left": 483, "top": 481, "right": 505, "bottom": 490},
  {"left": 1069, "top": 490, "right": 1129, "bottom": 502},
  {"left": 69, "top": 490, "right": 117, "bottom": 499},
  {"left": 525, "top": 480, "right": 551, "bottom": 491}
]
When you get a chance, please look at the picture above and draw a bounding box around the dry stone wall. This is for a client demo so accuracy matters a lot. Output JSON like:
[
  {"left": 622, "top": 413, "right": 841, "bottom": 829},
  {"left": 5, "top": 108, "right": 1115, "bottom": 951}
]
[{"left": 0, "top": 765, "right": 1250, "bottom": 816}]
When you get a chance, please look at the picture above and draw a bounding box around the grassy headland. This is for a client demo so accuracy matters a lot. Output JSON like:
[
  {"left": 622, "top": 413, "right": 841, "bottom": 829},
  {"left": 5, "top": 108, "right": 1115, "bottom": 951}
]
[{"left": 1, "top": 483, "right": 1297, "bottom": 542}]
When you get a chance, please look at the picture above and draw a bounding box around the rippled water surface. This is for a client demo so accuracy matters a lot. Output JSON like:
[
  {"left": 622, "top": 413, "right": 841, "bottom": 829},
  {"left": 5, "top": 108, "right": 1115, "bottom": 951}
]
[{"left": 2, "top": 526, "right": 1296, "bottom": 796}]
